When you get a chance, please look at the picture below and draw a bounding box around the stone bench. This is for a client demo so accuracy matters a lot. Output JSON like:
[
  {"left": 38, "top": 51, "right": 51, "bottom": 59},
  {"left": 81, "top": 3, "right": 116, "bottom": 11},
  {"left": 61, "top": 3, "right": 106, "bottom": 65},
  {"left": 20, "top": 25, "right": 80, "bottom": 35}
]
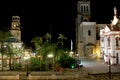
[
  {"left": 0, "top": 74, "right": 19, "bottom": 80},
  {"left": 28, "top": 74, "right": 79, "bottom": 80}
]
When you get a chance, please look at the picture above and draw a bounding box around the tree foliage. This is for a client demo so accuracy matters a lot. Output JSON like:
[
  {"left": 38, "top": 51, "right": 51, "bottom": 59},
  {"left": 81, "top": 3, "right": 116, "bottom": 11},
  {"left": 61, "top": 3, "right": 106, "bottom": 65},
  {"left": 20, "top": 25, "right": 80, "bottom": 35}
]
[
  {"left": 57, "top": 53, "right": 76, "bottom": 68},
  {"left": 31, "top": 32, "right": 75, "bottom": 70}
]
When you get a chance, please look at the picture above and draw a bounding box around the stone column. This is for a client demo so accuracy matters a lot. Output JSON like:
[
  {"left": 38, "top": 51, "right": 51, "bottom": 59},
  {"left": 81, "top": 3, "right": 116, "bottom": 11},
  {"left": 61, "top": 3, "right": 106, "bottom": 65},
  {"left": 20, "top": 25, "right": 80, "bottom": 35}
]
[
  {"left": 111, "top": 36, "right": 116, "bottom": 64},
  {"left": 104, "top": 37, "right": 109, "bottom": 63}
]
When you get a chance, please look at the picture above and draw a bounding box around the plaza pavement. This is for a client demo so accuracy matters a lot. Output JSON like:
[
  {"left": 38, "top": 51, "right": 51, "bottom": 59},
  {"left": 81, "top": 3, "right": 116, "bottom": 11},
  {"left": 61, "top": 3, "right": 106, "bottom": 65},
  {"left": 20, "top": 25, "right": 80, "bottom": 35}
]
[
  {"left": 80, "top": 57, "right": 120, "bottom": 75},
  {"left": 29, "top": 57, "right": 120, "bottom": 80},
  {"left": 0, "top": 57, "right": 120, "bottom": 80},
  {"left": 75, "top": 57, "right": 120, "bottom": 80}
]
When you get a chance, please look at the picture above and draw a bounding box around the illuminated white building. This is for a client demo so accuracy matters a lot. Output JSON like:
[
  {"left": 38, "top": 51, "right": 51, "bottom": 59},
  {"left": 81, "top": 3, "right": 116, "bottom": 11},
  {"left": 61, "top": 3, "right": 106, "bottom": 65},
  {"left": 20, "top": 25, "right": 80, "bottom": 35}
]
[
  {"left": 0, "top": 16, "right": 24, "bottom": 68},
  {"left": 100, "top": 7, "right": 120, "bottom": 64}
]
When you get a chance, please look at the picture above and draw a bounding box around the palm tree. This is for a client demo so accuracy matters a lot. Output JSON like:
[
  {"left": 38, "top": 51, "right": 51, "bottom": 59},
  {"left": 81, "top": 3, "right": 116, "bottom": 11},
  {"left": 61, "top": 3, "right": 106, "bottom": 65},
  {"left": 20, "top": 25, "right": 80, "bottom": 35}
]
[
  {"left": 0, "top": 30, "right": 12, "bottom": 71},
  {"left": 44, "top": 33, "right": 52, "bottom": 42},
  {"left": 31, "top": 36, "right": 43, "bottom": 56},
  {"left": 5, "top": 43, "right": 20, "bottom": 70},
  {"left": 31, "top": 33, "right": 55, "bottom": 70},
  {"left": 57, "top": 34, "right": 67, "bottom": 46}
]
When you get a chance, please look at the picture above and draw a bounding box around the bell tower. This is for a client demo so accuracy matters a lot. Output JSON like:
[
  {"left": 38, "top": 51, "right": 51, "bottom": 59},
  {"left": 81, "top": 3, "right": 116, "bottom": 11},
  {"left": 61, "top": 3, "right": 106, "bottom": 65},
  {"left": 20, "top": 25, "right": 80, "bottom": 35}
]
[
  {"left": 76, "top": 0, "right": 91, "bottom": 56},
  {"left": 77, "top": 0, "right": 91, "bottom": 22},
  {"left": 10, "top": 16, "right": 21, "bottom": 41}
]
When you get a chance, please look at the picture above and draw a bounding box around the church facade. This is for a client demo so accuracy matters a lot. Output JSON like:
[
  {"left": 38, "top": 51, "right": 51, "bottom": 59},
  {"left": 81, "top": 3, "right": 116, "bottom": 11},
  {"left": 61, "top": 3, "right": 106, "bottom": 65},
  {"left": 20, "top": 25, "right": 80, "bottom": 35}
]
[
  {"left": 76, "top": 0, "right": 120, "bottom": 65},
  {"left": 100, "top": 7, "right": 120, "bottom": 65},
  {"left": 76, "top": 0, "right": 102, "bottom": 59}
]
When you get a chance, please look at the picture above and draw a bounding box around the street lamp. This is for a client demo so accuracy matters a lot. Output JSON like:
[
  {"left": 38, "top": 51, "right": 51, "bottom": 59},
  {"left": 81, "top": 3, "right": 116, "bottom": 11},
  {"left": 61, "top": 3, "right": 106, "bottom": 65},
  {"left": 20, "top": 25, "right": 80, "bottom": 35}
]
[
  {"left": 47, "top": 54, "right": 54, "bottom": 71},
  {"left": 24, "top": 56, "right": 30, "bottom": 76},
  {"left": 47, "top": 54, "right": 53, "bottom": 58},
  {"left": 108, "top": 58, "right": 111, "bottom": 79}
]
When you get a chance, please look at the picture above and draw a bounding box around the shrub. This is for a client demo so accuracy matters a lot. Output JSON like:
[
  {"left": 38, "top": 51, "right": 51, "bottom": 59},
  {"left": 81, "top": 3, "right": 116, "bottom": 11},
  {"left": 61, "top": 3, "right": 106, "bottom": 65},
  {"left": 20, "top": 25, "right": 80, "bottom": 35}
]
[
  {"left": 11, "top": 63, "right": 22, "bottom": 70},
  {"left": 57, "top": 53, "right": 76, "bottom": 68}
]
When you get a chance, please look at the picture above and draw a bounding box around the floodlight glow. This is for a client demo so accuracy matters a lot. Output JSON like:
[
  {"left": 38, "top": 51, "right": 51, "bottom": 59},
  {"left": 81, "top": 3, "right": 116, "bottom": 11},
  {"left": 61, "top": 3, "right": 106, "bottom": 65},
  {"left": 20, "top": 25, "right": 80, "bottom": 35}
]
[{"left": 47, "top": 54, "right": 53, "bottom": 58}]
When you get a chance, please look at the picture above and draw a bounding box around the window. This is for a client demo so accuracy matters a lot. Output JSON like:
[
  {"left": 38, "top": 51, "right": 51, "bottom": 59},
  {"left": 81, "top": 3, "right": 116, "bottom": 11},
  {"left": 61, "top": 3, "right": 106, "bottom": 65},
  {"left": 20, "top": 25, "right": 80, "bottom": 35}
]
[
  {"left": 88, "top": 30, "right": 91, "bottom": 36},
  {"left": 84, "top": 5, "right": 86, "bottom": 12},
  {"left": 86, "top": 5, "right": 89, "bottom": 12},
  {"left": 81, "top": 6, "right": 83, "bottom": 12}
]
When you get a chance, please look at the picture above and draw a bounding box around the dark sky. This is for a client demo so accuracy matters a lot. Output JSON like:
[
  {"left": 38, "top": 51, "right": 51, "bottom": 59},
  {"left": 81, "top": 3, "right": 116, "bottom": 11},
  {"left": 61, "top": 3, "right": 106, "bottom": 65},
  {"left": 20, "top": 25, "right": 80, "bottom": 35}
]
[{"left": 0, "top": 0, "right": 119, "bottom": 48}]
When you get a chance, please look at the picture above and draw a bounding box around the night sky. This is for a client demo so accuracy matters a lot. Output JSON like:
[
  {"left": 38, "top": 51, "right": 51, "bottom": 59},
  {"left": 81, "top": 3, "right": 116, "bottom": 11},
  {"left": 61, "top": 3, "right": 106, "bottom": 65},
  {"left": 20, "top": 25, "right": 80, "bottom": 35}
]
[{"left": 0, "top": 0, "right": 119, "bottom": 49}]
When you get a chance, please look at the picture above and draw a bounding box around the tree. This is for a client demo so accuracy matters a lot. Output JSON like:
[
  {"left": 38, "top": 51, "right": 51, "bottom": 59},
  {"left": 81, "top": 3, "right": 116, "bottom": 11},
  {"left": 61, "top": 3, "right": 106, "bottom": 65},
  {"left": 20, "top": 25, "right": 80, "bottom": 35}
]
[
  {"left": 5, "top": 43, "right": 22, "bottom": 70},
  {"left": 31, "top": 33, "right": 70, "bottom": 71},
  {"left": 31, "top": 33, "right": 52, "bottom": 60},
  {"left": 0, "top": 30, "right": 12, "bottom": 71},
  {"left": 31, "top": 36, "right": 43, "bottom": 54},
  {"left": 56, "top": 34, "right": 68, "bottom": 62},
  {"left": 29, "top": 57, "right": 41, "bottom": 71},
  {"left": 43, "top": 33, "right": 52, "bottom": 42},
  {"left": 31, "top": 36, "right": 46, "bottom": 70},
  {"left": 57, "top": 53, "right": 76, "bottom": 68},
  {"left": 31, "top": 33, "right": 57, "bottom": 70},
  {"left": 57, "top": 34, "right": 67, "bottom": 46}
]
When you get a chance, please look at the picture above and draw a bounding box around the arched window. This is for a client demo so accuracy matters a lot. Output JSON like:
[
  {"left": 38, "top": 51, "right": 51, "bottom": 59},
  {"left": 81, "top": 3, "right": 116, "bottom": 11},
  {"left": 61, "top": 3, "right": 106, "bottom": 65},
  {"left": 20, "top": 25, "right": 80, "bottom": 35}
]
[
  {"left": 84, "top": 5, "right": 86, "bottom": 12},
  {"left": 86, "top": 5, "right": 89, "bottom": 12},
  {"left": 80, "top": 5, "right": 83, "bottom": 12},
  {"left": 88, "top": 30, "right": 91, "bottom": 36}
]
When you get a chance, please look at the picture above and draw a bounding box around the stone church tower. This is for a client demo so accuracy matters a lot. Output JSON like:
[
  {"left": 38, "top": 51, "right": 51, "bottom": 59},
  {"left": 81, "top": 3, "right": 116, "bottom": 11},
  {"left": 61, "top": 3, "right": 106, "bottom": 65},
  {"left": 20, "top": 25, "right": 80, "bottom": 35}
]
[
  {"left": 76, "top": 0, "right": 97, "bottom": 57},
  {"left": 10, "top": 16, "right": 21, "bottom": 42},
  {"left": 76, "top": 0, "right": 91, "bottom": 22}
]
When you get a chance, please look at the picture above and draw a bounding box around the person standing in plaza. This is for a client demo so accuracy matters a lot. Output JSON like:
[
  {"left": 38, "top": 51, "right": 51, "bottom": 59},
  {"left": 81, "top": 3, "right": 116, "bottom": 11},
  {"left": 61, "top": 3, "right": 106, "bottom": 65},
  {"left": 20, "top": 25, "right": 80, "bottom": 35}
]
[{"left": 76, "top": 60, "right": 81, "bottom": 70}]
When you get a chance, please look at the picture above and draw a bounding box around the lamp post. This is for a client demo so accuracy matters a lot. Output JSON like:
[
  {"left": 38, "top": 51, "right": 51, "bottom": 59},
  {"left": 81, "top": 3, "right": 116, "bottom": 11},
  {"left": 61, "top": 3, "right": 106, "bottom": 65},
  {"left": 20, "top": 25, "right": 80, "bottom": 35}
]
[
  {"left": 24, "top": 56, "right": 30, "bottom": 77},
  {"left": 47, "top": 54, "right": 54, "bottom": 71},
  {"left": 108, "top": 58, "right": 111, "bottom": 79}
]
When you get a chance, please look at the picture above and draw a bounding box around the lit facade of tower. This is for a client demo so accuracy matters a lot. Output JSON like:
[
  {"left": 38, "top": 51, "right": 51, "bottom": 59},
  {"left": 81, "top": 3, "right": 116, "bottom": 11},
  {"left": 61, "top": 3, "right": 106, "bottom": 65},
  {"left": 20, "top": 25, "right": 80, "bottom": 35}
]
[
  {"left": 77, "top": 0, "right": 91, "bottom": 22},
  {"left": 76, "top": 0, "right": 97, "bottom": 57},
  {"left": 10, "top": 16, "right": 21, "bottom": 42}
]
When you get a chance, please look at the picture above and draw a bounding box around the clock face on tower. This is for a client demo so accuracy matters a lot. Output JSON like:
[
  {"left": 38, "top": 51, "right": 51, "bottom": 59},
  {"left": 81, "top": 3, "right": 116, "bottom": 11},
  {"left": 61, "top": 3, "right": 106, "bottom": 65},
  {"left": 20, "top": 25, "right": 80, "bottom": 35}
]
[{"left": 13, "top": 24, "right": 16, "bottom": 27}]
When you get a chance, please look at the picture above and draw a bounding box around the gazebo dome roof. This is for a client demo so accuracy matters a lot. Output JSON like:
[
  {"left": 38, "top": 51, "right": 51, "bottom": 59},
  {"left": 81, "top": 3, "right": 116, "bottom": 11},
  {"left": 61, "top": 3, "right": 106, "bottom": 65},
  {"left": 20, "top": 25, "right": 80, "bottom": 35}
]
[{"left": 5, "top": 37, "right": 19, "bottom": 42}]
